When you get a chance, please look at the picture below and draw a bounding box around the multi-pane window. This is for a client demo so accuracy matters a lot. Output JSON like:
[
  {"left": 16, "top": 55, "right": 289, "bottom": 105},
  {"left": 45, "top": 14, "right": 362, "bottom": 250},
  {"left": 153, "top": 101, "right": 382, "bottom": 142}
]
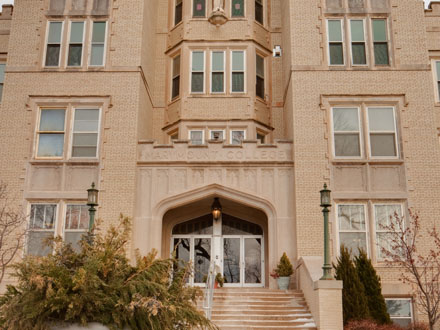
[
  {"left": 375, "top": 204, "right": 402, "bottom": 260},
  {"left": 350, "top": 20, "right": 366, "bottom": 65},
  {"left": 328, "top": 20, "right": 344, "bottom": 65},
  {"left": 367, "top": 107, "right": 397, "bottom": 157},
  {"left": 72, "top": 109, "right": 100, "bottom": 157},
  {"left": 386, "top": 299, "right": 413, "bottom": 327},
  {"left": 435, "top": 61, "right": 440, "bottom": 101},
  {"left": 211, "top": 52, "right": 225, "bottom": 93},
  {"left": 64, "top": 205, "right": 89, "bottom": 251},
  {"left": 28, "top": 204, "right": 57, "bottom": 256},
  {"left": 37, "top": 109, "right": 66, "bottom": 158},
  {"left": 0, "top": 64, "right": 5, "bottom": 102},
  {"left": 175, "top": 0, "right": 183, "bottom": 25},
  {"left": 332, "top": 106, "right": 398, "bottom": 159},
  {"left": 67, "top": 21, "right": 85, "bottom": 67},
  {"left": 332, "top": 107, "right": 361, "bottom": 157},
  {"left": 255, "top": 0, "right": 263, "bottom": 24},
  {"left": 193, "top": 0, "right": 206, "bottom": 17},
  {"left": 337, "top": 204, "right": 368, "bottom": 257},
  {"left": 372, "top": 19, "right": 389, "bottom": 65},
  {"left": 90, "top": 22, "right": 107, "bottom": 66},
  {"left": 231, "top": 51, "right": 245, "bottom": 93},
  {"left": 45, "top": 22, "right": 63, "bottom": 67},
  {"left": 172, "top": 55, "right": 181, "bottom": 100},
  {"left": 232, "top": 0, "right": 244, "bottom": 17},
  {"left": 189, "top": 130, "right": 204, "bottom": 145},
  {"left": 256, "top": 54, "right": 265, "bottom": 99},
  {"left": 210, "top": 130, "right": 224, "bottom": 141},
  {"left": 191, "top": 51, "right": 204, "bottom": 93},
  {"left": 231, "top": 130, "right": 245, "bottom": 144}
]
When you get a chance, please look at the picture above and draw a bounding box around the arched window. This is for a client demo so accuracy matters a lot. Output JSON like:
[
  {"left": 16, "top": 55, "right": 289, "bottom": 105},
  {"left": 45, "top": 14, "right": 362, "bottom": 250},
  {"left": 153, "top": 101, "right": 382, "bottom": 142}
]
[{"left": 172, "top": 214, "right": 213, "bottom": 235}]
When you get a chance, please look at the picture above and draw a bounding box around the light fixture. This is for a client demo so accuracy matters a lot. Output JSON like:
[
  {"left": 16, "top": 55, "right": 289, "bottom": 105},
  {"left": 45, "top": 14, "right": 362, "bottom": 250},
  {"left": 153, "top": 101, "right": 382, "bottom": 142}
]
[
  {"left": 320, "top": 183, "right": 333, "bottom": 280},
  {"left": 211, "top": 197, "right": 222, "bottom": 221},
  {"left": 320, "top": 183, "right": 331, "bottom": 208},
  {"left": 87, "top": 182, "right": 99, "bottom": 234}
]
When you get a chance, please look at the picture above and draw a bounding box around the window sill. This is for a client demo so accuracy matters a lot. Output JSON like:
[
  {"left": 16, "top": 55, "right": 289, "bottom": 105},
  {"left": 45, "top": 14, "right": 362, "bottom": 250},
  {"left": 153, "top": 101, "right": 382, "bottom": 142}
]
[
  {"left": 168, "top": 97, "right": 181, "bottom": 106},
  {"left": 30, "top": 159, "right": 100, "bottom": 165},
  {"left": 170, "top": 21, "right": 183, "bottom": 31},
  {"left": 331, "top": 158, "right": 404, "bottom": 165}
]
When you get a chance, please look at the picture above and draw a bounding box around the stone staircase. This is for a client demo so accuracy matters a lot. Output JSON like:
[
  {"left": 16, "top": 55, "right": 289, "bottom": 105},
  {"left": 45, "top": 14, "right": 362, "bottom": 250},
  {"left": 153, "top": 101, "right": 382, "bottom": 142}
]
[{"left": 209, "top": 288, "right": 317, "bottom": 330}]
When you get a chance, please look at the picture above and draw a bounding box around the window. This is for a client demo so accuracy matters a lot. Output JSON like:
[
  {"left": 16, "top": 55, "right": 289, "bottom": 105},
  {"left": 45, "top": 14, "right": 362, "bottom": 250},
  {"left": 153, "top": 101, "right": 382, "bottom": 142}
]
[
  {"left": 210, "top": 130, "right": 225, "bottom": 141},
  {"left": 0, "top": 64, "right": 5, "bottom": 102},
  {"left": 256, "top": 54, "right": 265, "bottom": 99},
  {"left": 434, "top": 61, "right": 440, "bottom": 101},
  {"left": 257, "top": 132, "right": 265, "bottom": 144},
  {"left": 332, "top": 107, "right": 361, "bottom": 157},
  {"left": 331, "top": 106, "right": 398, "bottom": 159},
  {"left": 37, "top": 109, "right": 66, "bottom": 158},
  {"left": 175, "top": 0, "right": 183, "bottom": 25},
  {"left": 67, "top": 21, "right": 85, "bottom": 67},
  {"left": 337, "top": 204, "right": 368, "bottom": 257},
  {"left": 64, "top": 204, "right": 89, "bottom": 251},
  {"left": 350, "top": 19, "right": 366, "bottom": 65},
  {"left": 172, "top": 55, "right": 181, "bottom": 100},
  {"left": 328, "top": 20, "right": 344, "bottom": 65},
  {"left": 231, "top": 51, "right": 245, "bottom": 93},
  {"left": 374, "top": 204, "right": 402, "bottom": 260},
  {"left": 193, "top": 0, "right": 205, "bottom": 17},
  {"left": 45, "top": 22, "right": 63, "bottom": 67},
  {"left": 232, "top": 0, "right": 244, "bottom": 17},
  {"left": 231, "top": 130, "right": 245, "bottom": 144},
  {"left": 72, "top": 109, "right": 100, "bottom": 157},
  {"left": 211, "top": 52, "right": 225, "bottom": 93},
  {"left": 191, "top": 51, "right": 204, "bottom": 93},
  {"left": 372, "top": 19, "right": 389, "bottom": 65},
  {"left": 90, "top": 22, "right": 107, "bottom": 66},
  {"left": 255, "top": 0, "right": 263, "bottom": 24},
  {"left": 189, "top": 130, "right": 204, "bottom": 145},
  {"left": 386, "top": 299, "right": 413, "bottom": 328},
  {"left": 28, "top": 204, "right": 57, "bottom": 256}
]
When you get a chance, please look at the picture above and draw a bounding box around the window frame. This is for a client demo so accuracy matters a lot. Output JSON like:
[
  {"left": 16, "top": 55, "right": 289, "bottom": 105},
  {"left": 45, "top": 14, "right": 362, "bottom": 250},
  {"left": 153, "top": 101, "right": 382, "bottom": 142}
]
[
  {"left": 44, "top": 21, "right": 64, "bottom": 68},
  {"left": 209, "top": 129, "right": 226, "bottom": 141},
  {"left": 256, "top": 53, "right": 265, "bottom": 100},
  {"left": 189, "top": 129, "right": 205, "bottom": 145},
  {"left": 230, "top": 129, "right": 246, "bottom": 145},
  {"left": 0, "top": 63, "right": 6, "bottom": 103},
  {"left": 366, "top": 106, "right": 398, "bottom": 159},
  {"left": 371, "top": 18, "right": 390, "bottom": 66},
  {"left": 231, "top": 0, "right": 245, "bottom": 18},
  {"left": 190, "top": 51, "right": 205, "bottom": 94},
  {"left": 63, "top": 203, "right": 90, "bottom": 250},
  {"left": 27, "top": 203, "right": 59, "bottom": 256},
  {"left": 230, "top": 50, "right": 246, "bottom": 93},
  {"left": 175, "top": 0, "right": 183, "bottom": 26},
  {"left": 210, "top": 51, "right": 226, "bottom": 94},
  {"left": 88, "top": 21, "right": 108, "bottom": 67},
  {"left": 255, "top": 0, "right": 263, "bottom": 25},
  {"left": 69, "top": 107, "right": 102, "bottom": 159},
  {"left": 433, "top": 59, "right": 440, "bottom": 103},
  {"left": 35, "top": 108, "right": 67, "bottom": 159},
  {"left": 385, "top": 298, "right": 413, "bottom": 327},
  {"left": 331, "top": 106, "right": 363, "bottom": 159},
  {"left": 192, "top": 0, "right": 206, "bottom": 18},
  {"left": 171, "top": 54, "right": 181, "bottom": 100},
  {"left": 336, "top": 203, "right": 370, "bottom": 257},
  {"left": 349, "top": 18, "right": 368, "bottom": 67},
  {"left": 327, "top": 19, "right": 345, "bottom": 66},
  {"left": 66, "top": 20, "right": 86, "bottom": 67}
]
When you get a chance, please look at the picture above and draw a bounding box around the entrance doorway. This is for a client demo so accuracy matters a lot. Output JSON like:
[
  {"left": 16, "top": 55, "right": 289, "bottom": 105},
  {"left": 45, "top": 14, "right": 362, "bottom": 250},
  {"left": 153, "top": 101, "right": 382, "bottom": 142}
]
[{"left": 171, "top": 213, "right": 264, "bottom": 287}]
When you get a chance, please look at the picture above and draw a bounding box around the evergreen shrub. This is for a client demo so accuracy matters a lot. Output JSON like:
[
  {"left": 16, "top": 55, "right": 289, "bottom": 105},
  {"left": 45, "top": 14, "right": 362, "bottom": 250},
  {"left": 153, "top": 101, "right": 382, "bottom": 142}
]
[{"left": 274, "top": 253, "right": 294, "bottom": 277}]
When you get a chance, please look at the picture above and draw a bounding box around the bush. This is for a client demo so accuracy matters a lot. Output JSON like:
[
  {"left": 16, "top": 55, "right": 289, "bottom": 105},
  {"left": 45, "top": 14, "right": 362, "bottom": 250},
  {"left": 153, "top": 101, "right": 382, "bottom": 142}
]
[
  {"left": 274, "top": 252, "right": 294, "bottom": 277},
  {"left": 0, "top": 216, "right": 217, "bottom": 330},
  {"left": 345, "top": 320, "right": 429, "bottom": 330}
]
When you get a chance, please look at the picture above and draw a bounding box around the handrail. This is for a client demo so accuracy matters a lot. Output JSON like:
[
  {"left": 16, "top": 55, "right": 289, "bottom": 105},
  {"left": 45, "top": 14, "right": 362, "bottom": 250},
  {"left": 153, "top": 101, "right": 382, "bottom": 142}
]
[{"left": 202, "top": 261, "right": 216, "bottom": 320}]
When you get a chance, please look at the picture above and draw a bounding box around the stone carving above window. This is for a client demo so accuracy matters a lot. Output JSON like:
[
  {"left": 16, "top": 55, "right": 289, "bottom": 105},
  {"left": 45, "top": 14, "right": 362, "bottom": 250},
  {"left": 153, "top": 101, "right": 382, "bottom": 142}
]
[
  {"left": 324, "top": 0, "right": 389, "bottom": 13},
  {"left": 47, "top": 0, "right": 110, "bottom": 16},
  {"left": 48, "top": 0, "right": 66, "bottom": 15},
  {"left": 348, "top": 0, "right": 365, "bottom": 8},
  {"left": 92, "top": 0, "right": 110, "bottom": 15}
]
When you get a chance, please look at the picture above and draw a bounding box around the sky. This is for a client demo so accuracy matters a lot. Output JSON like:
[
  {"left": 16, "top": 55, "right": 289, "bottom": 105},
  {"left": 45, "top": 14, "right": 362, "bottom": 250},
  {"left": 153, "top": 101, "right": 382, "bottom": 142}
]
[{"left": 0, "top": 0, "right": 433, "bottom": 11}]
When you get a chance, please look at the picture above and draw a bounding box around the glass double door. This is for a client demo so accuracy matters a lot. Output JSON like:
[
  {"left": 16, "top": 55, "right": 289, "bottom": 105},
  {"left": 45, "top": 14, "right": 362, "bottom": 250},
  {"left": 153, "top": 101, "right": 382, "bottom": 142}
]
[{"left": 222, "top": 235, "right": 264, "bottom": 287}]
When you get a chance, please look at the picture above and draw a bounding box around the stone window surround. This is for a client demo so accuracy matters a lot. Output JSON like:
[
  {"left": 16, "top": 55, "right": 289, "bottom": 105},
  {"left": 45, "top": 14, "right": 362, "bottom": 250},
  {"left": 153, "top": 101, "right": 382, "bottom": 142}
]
[
  {"left": 431, "top": 58, "right": 440, "bottom": 104},
  {"left": 334, "top": 200, "right": 406, "bottom": 264},
  {"left": 29, "top": 96, "right": 109, "bottom": 162},
  {"left": 47, "top": 0, "right": 110, "bottom": 16},
  {"left": 42, "top": 18, "right": 108, "bottom": 70},
  {"left": 325, "top": 16, "right": 392, "bottom": 69}
]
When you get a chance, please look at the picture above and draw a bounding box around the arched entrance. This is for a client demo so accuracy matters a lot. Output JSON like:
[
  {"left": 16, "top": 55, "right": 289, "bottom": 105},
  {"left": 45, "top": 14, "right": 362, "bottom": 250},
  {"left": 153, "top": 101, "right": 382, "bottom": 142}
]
[{"left": 161, "top": 195, "right": 269, "bottom": 288}]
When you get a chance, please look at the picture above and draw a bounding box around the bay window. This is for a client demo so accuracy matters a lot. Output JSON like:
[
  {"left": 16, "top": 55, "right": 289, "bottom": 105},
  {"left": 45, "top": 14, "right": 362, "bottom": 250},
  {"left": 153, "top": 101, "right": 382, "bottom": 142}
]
[
  {"left": 255, "top": 0, "right": 263, "bottom": 24},
  {"left": 231, "top": 51, "right": 245, "bottom": 93},
  {"left": 175, "top": 0, "right": 183, "bottom": 25},
  {"left": 231, "top": 130, "right": 245, "bottom": 145},
  {"left": 189, "top": 130, "right": 204, "bottom": 145},
  {"left": 172, "top": 55, "right": 181, "bottom": 99},
  {"left": 256, "top": 54, "right": 265, "bottom": 99},
  {"left": 191, "top": 51, "right": 205, "bottom": 93}
]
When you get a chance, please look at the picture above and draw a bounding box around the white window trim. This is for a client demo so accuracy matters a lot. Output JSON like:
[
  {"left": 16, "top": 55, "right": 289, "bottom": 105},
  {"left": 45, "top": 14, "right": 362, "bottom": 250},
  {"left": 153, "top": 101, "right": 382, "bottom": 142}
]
[
  {"left": 189, "top": 129, "right": 205, "bottom": 144},
  {"left": 63, "top": 204, "right": 89, "bottom": 238},
  {"left": 349, "top": 18, "right": 368, "bottom": 67},
  {"left": 335, "top": 203, "right": 370, "bottom": 257},
  {"left": 88, "top": 21, "right": 108, "bottom": 67},
  {"left": 68, "top": 107, "right": 102, "bottom": 159},
  {"left": 171, "top": 54, "right": 181, "bottom": 101},
  {"left": 432, "top": 59, "right": 440, "bottom": 103},
  {"left": 210, "top": 51, "right": 226, "bottom": 94},
  {"left": 331, "top": 106, "right": 364, "bottom": 159},
  {"left": 366, "top": 106, "right": 399, "bottom": 159},
  {"left": 371, "top": 18, "right": 390, "bottom": 66},
  {"left": 209, "top": 129, "right": 226, "bottom": 141},
  {"left": 35, "top": 107, "right": 67, "bottom": 159},
  {"left": 190, "top": 51, "right": 205, "bottom": 94},
  {"left": 230, "top": 50, "right": 246, "bottom": 93},
  {"left": 66, "top": 20, "right": 86, "bottom": 67},
  {"left": 327, "top": 19, "right": 345, "bottom": 66},
  {"left": 385, "top": 298, "right": 413, "bottom": 325},
  {"left": 44, "top": 21, "right": 64, "bottom": 68},
  {"left": 230, "top": 129, "right": 246, "bottom": 145}
]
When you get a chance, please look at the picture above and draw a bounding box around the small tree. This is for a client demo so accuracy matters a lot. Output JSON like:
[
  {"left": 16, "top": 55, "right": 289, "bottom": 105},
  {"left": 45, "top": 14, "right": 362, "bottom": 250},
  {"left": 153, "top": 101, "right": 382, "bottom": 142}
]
[
  {"left": 0, "top": 182, "right": 27, "bottom": 284},
  {"left": 274, "top": 252, "right": 294, "bottom": 277},
  {"left": 380, "top": 210, "right": 440, "bottom": 330},
  {"left": 355, "top": 249, "right": 391, "bottom": 325},
  {"left": 334, "top": 246, "right": 370, "bottom": 325}
]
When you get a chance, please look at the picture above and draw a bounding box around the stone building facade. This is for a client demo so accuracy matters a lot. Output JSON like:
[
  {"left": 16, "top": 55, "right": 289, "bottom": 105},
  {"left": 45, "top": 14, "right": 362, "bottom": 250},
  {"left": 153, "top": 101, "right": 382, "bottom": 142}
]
[{"left": 1, "top": 0, "right": 440, "bottom": 328}]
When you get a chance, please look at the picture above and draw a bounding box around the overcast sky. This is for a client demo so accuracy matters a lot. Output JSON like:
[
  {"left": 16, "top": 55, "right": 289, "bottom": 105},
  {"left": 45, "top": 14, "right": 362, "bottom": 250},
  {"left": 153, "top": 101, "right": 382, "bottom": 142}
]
[{"left": 0, "top": 0, "right": 433, "bottom": 11}]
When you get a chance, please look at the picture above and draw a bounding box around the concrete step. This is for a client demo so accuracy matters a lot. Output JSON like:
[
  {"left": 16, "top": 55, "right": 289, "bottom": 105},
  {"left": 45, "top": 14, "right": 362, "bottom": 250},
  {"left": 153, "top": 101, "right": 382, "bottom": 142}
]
[
  {"left": 217, "top": 326, "right": 317, "bottom": 330},
  {"left": 212, "top": 309, "right": 310, "bottom": 315},
  {"left": 211, "top": 314, "right": 313, "bottom": 321},
  {"left": 214, "top": 319, "right": 316, "bottom": 327}
]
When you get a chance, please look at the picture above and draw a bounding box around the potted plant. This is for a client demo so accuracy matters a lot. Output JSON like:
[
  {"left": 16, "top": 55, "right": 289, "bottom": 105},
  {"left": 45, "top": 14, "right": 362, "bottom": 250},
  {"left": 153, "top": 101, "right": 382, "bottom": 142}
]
[
  {"left": 215, "top": 272, "right": 225, "bottom": 288},
  {"left": 271, "top": 252, "right": 294, "bottom": 290}
]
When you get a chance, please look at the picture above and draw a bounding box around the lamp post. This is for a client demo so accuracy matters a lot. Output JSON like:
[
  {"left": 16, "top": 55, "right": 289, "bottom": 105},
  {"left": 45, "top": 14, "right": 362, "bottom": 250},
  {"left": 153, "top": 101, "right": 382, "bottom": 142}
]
[
  {"left": 211, "top": 197, "right": 222, "bottom": 221},
  {"left": 320, "top": 183, "right": 333, "bottom": 280},
  {"left": 87, "top": 182, "right": 99, "bottom": 235}
]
